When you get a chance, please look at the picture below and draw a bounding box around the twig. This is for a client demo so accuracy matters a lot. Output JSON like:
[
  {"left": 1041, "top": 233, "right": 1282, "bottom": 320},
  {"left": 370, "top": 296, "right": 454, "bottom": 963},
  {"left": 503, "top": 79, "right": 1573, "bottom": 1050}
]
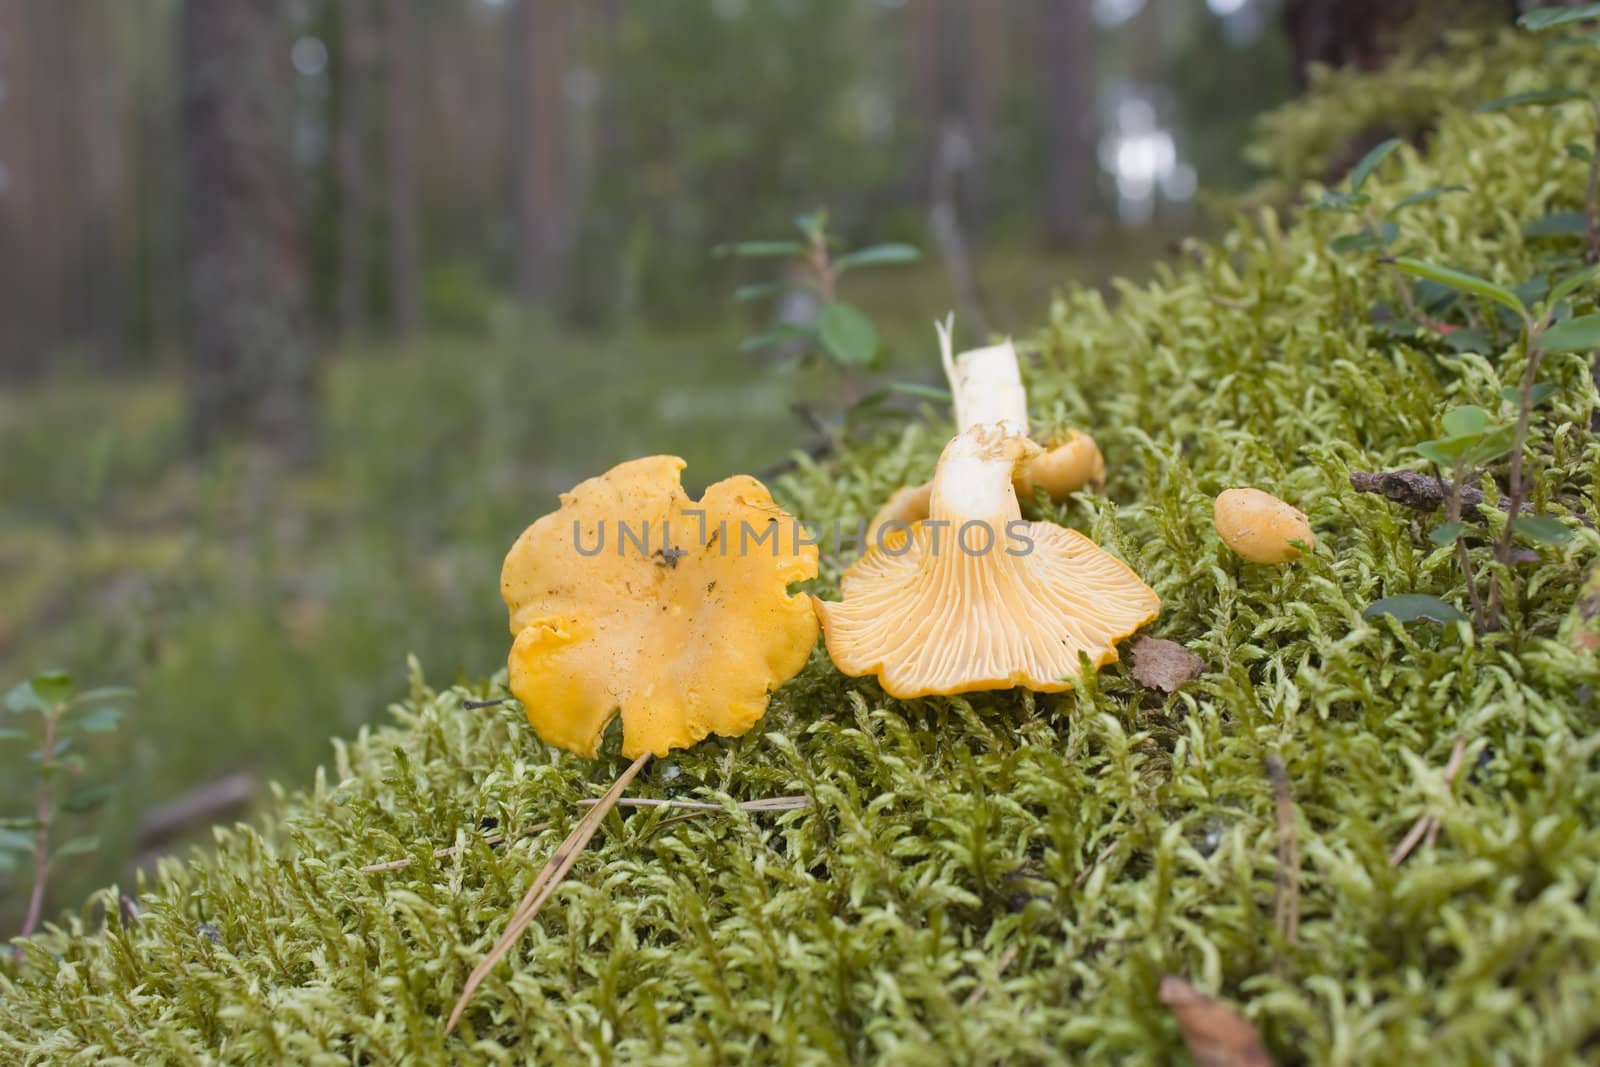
[
  {"left": 1493, "top": 336, "right": 1546, "bottom": 621},
  {"left": 447, "top": 753, "right": 652, "bottom": 1033},
  {"left": 576, "top": 795, "right": 810, "bottom": 813},
  {"left": 962, "top": 943, "right": 1021, "bottom": 1008},
  {"left": 1586, "top": 101, "right": 1600, "bottom": 265},
  {"left": 359, "top": 822, "right": 552, "bottom": 874},
  {"left": 18, "top": 711, "right": 60, "bottom": 943},
  {"left": 137, "top": 771, "right": 257, "bottom": 852},
  {"left": 1389, "top": 734, "right": 1468, "bottom": 866},
  {"left": 1349, "top": 470, "right": 1488, "bottom": 513},
  {"left": 1265, "top": 755, "right": 1299, "bottom": 948},
  {"left": 461, "top": 698, "right": 507, "bottom": 710}
]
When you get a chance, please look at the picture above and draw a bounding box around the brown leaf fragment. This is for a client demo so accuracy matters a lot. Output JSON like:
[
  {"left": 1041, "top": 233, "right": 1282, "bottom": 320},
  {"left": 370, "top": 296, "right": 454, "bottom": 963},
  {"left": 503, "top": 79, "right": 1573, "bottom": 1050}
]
[
  {"left": 1159, "top": 976, "right": 1276, "bottom": 1067},
  {"left": 1130, "top": 636, "right": 1205, "bottom": 693},
  {"left": 1567, "top": 563, "right": 1600, "bottom": 653}
]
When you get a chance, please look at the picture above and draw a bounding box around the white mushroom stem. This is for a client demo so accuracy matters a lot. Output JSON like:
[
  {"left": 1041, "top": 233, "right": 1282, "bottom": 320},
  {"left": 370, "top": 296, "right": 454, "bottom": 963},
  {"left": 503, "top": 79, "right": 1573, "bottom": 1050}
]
[
  {"left": 936, "top": 317, "right": 1028, "bottom": 435},
  {"left": 933, "top": 319, "right": 1036, "bottom": 525}
]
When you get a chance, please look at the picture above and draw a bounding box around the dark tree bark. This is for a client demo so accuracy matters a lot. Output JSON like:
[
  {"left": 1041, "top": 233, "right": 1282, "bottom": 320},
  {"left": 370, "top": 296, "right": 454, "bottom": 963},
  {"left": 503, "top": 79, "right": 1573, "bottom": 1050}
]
[
  {"left": 1283, "top": 0, "right": 1522, "bottom": 85},
  {"left": 1042, "top": 0, "right": 1098, "bottom": 248},
  {"left": 337, "top": 0, "right": 375, "bottom": 341},
  {"left": 384, "top": 0, "right": 422, "bottom": 339},
  {"left": 513, "top": 0, "right": 570, "bottom": 307},
  {"left": 178, "top": 0, "right": 317, "bottom": 463}
]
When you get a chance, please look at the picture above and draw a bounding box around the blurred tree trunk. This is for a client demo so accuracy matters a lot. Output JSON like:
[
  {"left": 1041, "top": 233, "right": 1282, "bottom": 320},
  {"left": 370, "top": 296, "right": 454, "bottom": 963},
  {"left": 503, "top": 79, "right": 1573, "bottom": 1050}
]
[
  {"left": 385, "top": 0, "right": 422, "bottom": 339},
  {"left": 1042, "top": 0, "right": 1098, "bottom": 248},
  {"left": 514, "top": 0, "right": 570, "bottom": 307},
  {"left": 337, "top": 0, "right": 375, "bottom": 342},
  {"left": 1284, "top": 1, "right": 1519, "bottom": 85},
  {"left": 178, "top": 0, "right": 317, "bottom": 463}
]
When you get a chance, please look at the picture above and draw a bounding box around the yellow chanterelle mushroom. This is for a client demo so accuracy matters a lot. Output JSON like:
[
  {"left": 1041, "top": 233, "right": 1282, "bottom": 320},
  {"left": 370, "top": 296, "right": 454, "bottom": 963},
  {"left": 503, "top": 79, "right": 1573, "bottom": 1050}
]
[
  {"left": 814, "top": 322, "right": 1159, "bottom": 698},
  {"left": 500, "top": 455, "right": 819, "bottom": 759},
  {"left": 1212, "top": 487, "right": 1314, "bottom": 564}
]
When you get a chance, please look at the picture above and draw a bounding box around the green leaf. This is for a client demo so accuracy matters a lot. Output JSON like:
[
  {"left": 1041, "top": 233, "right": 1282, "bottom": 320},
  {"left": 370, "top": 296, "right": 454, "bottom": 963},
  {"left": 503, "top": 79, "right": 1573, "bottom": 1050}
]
[
  {"left": 75, "top": 686, "right": 134, "bottom": 704},
  {"left": 732, "top": 282, "right": 787, "bottom": 304},
  {"left": 1329, "top": 223, "right": 1397, "bottom": 256},
  {"left": 29, "top": 670, "right": 74, "bottom": 705},
  {"left": 1308, "top": 190, "right": 1368, "bottom": 214},
  {"left": 1539, "top": 313, "right": 1600, "bottom": 351},
  {"left": 1458, "top": 425, "right": 1518, "bottom": 469},
  {"left": 1388, "top": 185, "right": 1468, "bottom": 215},
  {"left": 0, "top": 816, "right": 40, "bottom": 830},
  {"left": 3, "top": 681, "right": 46, "bottom": 715},
  {"left": 833, "top": 243, "right": 921, "bottom": 273},
  {"left": 1442, "top": 327, "right": 1492, "bottom": 354},
  {"left": 53, "top": 835, "right": 100, "bottom": 858},
  {"left": 1517, "top": 4, "right": 1600, "bottom": 31},
  {"left": 1348, "top": 138, "right": 1401, "bottom": 194},
  {"left": 1417, "top": 424, "right": 1515, "bottom": 471},
  {"left": 792, "top": 209, "right": 827, "bottom": 240},
  {"left": 1523, "top": 211, "right": 1589, "bottom": 238},
  {"left": 1477, "top": 88, "right": 1589, "bottom": 112},
  {"left": 1441, "top": 404, "right": 1489, "bottom": 436},
  {"left": 886, "top": 382, "right": 953, "bottom": 402},
  {"left": 1364, "top": 595, "right": 1468, "bottom": 625},
  {"left": 67, "top": 706, "right": 123, "bottom": 734},
  {"left": 817, "top": 302, "right": 880, "bottom": 366},
  {"left": 1567, "top": 142, "right": 1594, "bottom": 162},
  {"left": 0, "top": 727, "right": 32, "bottom": 744},
  {"left": 1513, "top": 515, "right": 1574, "bottom": 545},
  {"left": 1500, "top": 382, "right": 1559, "bottom": 405},
  {"left": 1549, "top": 263, "right": 1600, "bottom": 306},
  {"left": 1428, "top": 521, "right": 1467, "bottom": 547},
  {"left": 738, "top": 324, "right": 814, "bottom": 353},
  {"left": 713, "top": 240, "right": 806, "bottom": 259},
  {"left": 0, "top": 828, "right": 34, "bottom": 852},
  {"left": 62, "top": 784, "right": 115, "bottom": 814},
  {"left": 1388, "top": 258, "right": 1529, "bottom": 321}
]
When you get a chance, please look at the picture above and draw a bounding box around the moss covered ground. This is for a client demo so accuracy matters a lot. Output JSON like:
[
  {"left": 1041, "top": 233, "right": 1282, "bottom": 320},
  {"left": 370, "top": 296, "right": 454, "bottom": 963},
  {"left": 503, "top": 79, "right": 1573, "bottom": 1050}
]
[{"left": 7, "top": 29, "right": 1600, "bottom": 1065}]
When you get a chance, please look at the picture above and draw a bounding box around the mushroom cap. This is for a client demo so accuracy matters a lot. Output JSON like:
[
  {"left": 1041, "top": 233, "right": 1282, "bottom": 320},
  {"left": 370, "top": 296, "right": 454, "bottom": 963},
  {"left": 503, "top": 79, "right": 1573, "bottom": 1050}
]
[
  {"left": 500, "top": 455, "right": 819, "bottom": 759},
  {"left": 814, "top": 428, "right": 1159, "bottom": 699},
  {"left": 1213, "top": 487, "right": 1314, "bottom": 564},
  {"left": 1014, "top": 430, "right": 1106, "bottom": 500}
]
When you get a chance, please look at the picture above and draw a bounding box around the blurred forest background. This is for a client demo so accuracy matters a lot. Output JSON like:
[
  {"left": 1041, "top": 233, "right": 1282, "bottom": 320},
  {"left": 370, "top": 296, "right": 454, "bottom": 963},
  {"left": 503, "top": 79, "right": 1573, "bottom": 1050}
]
[{"left": 1, "top": 0, "right": 1508, "bottom": 928}]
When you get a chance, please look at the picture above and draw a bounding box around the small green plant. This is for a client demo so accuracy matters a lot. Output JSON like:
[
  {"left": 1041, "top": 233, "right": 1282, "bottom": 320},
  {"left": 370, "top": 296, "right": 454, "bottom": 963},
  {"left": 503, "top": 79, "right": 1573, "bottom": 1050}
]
[
  {"left": 1381, "top": 256, "right": 1598, "bottom": 628},
  {"left": 717, "top": 208, "right": 918, "bottom": 368},
  {"left": 2, "top": 671, "right": 127, "bottom": 948}
]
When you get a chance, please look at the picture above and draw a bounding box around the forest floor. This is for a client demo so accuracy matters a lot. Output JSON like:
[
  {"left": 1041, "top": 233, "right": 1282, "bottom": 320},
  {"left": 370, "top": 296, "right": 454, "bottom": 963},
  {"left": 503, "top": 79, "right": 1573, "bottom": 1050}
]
[{"left": 0, "top": 243, "right": 1166, "bottom": 931}]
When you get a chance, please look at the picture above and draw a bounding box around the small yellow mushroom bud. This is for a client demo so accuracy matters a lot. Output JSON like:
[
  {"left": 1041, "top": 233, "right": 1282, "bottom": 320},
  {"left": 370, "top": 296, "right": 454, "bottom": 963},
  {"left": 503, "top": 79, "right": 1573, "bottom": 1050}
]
[
  {"left": 1213, "top": 487, "right": 1314, "bottom": 564},
  {"left": 1014, "top": 430, "right": 1105, "bottom": 500}
]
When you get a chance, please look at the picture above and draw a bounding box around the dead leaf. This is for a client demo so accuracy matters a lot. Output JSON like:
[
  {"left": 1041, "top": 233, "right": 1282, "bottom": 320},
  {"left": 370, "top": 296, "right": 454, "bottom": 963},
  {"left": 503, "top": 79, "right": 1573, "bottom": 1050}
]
[
  {"left": 1130, "top": 636, "right": 1204, "bottom": 693},
  {"left": 1159, "top": 975, "right": 1275, "bottom": 1067},
  {"left": 1567, "top": 564, "right": 1600, "bottom": 653}
]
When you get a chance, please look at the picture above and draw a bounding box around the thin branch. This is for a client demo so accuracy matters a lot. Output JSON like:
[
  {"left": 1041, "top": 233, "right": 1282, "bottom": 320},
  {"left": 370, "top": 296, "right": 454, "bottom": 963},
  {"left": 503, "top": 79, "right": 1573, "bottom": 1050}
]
[
  {"left": 1390, "top": 734, "right": 1468, "bottom": 866},
  {"left": 17, "top": 710, "right": 60, "bottom": 943},
  {"left": 1266, "top": 755, "right": 1299, "bottom": 949},
  {"left": 1586, "top": 101, "right": 1600, "bottom": 265},
  {"left": 447, "top": 753, "right": 652, "bottom": 1033},
  {"left": 576, "top": 795, "right": 810, "bottom": 813},
  {"left": 962, "top": 943, "right": 1021, "bottom": 1009}
]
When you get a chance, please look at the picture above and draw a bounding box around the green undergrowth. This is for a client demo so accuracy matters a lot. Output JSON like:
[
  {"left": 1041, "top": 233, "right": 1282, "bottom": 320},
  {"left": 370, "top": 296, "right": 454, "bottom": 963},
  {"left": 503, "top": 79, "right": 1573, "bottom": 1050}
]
[{"left": 8, "top": 30, "right": 1600, "bottom": 1064}]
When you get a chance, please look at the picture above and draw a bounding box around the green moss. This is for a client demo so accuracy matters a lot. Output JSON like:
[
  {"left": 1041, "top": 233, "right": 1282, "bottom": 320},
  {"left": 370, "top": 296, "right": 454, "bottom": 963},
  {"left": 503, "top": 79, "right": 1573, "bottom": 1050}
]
[{"left": 8, "top": 31, "right": 1600, "bottom": 1064}]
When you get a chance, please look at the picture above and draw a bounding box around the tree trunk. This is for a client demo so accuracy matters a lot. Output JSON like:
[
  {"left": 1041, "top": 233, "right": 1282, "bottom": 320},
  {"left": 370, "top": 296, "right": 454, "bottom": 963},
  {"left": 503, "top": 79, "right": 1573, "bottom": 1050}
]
[
  {"left": 178, "top": 0, "right": 317, "bottom": 463},
  {"left": 1284, "top": 1, "right": 1519, "bottom": 85},
  {"left": 384, "top": 0, "right": 422, "bottom": 340},
  {"left": 514, "top": 0, "right": 570, "bottom": 307},
  {"left": 1042, "top": 0, "right": 1098, "bottom": 248},
  {"left": 337, "top": 0, "right": 374, "bottom": 342}
]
